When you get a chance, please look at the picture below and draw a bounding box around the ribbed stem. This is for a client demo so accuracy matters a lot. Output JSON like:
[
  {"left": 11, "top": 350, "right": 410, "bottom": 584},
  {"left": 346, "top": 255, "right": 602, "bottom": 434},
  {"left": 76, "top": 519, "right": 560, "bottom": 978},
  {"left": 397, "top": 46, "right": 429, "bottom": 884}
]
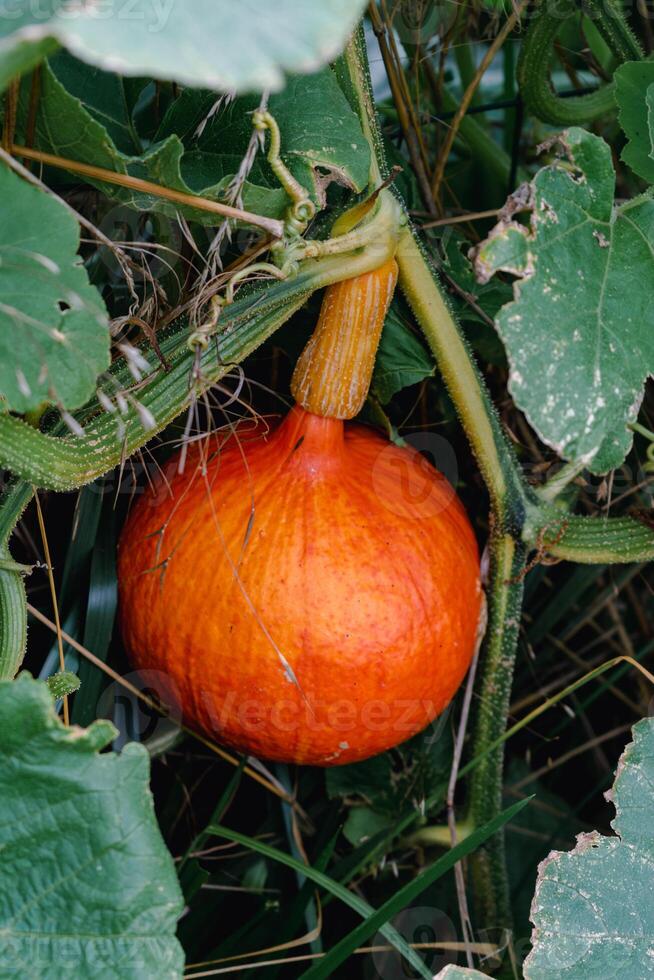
[
  {"left": 0, "top": 199, "right": 401, "bottom": 492},
  {"left": 517, "top": 0, "right": 643, "bottom": 126},
  {"left": 338, "top": 29, "right": 532, "bottom": 934},
  {"left": 468, "top": 533, "right": 526, "bottom": 927},
  {"left": 291, "top": 258, "right": 398, "bottom": 419},
  {"left": 0, "top": 479, "right": 33, "bottom": 680}
]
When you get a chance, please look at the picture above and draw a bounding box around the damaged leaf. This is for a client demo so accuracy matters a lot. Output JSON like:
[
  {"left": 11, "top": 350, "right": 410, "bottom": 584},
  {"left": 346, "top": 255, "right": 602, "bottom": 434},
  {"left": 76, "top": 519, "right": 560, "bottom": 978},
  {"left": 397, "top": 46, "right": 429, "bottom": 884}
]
[
  {"left": 472, "top": 128, "right": 654, "bottom": 473},
  {"left": 20, "top": 55, "right": 370, "bottom": 224},
  {"left": 525, "top": 716, "right": 654, "bottom": 978},
  {"left": 615, "top": 61, "right": 654, "bottom": 183},
  {"left": 0, "top": 162, "right": 109, "bottom": 414}
]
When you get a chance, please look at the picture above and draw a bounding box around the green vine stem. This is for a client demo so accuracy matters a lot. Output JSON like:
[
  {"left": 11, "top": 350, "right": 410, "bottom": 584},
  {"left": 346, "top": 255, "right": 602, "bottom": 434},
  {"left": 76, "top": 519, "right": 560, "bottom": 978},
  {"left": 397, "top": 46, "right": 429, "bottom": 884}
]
[
  {"left": 338, "top": 28, "right": 532, "bottom": 928},
  {"left": 467, "top": 534, "right": 527, "bottom": 926},
  {"left": 529, "top": 512, "right": 654, "bottom": 563},
  {"left": 0, "top": 191, "right": 401, "bottom": 491},
  {"left": 517, "top": 0, "right": 642, "bottom": 125},
  {"left": 0, "top": 479, "right": 33, "bottom": 680},
  {"left": 397, "top": 225, "right": 529, "bottom": 928},
  {"left": 396, "top": 229, "right": 529, "bottom": 525},
  {"left": 584, "top": 0, "right": 642, "bottom": 63}
]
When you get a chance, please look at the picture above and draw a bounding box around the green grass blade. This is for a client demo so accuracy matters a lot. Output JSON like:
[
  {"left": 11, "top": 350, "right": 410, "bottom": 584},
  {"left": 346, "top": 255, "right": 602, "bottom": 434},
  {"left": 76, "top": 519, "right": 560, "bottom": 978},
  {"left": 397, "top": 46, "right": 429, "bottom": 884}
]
[
  {"left": 209, "top": 797, "right": 529, "bottom": 980},
  {"left": 298, "top": 797, "right": 530, "bottom": 980},
  {"left": 206, "top": 824, "right": 434, "bottom": 980}
]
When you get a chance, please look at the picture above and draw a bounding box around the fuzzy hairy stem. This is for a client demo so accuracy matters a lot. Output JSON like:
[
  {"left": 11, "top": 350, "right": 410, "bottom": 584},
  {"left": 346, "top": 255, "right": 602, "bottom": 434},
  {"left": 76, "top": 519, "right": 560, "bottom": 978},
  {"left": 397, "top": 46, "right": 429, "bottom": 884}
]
[
  {"left": 517, "top": 0, "right": 642, "bottom": 125},
  {"left": 339, "top": 28, "right": 531, "bottom": 931},
  {"left": 0, "top": 480, "right": 33, "bottom": 680},
  {"left": 397, "top": 228, "right": 529, "bottom": 929},
  {"left": 468, "top": 534, "right": 526, "bottom": 927},
  {"left": 396, "top": 228, "right": 529, "bottom": 525}
]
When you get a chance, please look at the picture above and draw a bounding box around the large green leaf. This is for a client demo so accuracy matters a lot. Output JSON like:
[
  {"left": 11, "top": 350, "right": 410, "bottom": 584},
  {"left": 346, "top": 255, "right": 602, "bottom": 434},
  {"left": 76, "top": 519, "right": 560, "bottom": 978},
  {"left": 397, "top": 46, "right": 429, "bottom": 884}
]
[
  {"left": 20, "top": 54, "right": 370, "bottom": 223},
  {"left": 0, "top": 0, "right": 367, "bottom": 94},
  {"left": 525, "top": 716, "right": 654, "bottom": 978},
  {"left": 473, "top": 128, "right": 654, "bottom": 474},
  {"left": 188, "top": 69, "right": 371, "bottom": 207},
  {"left": 615, "top": 61, "right": 654, "bottom": 183},
  {"left": 0, "top": 674, "right": 184, "bottom": 978},
  {"left": 372, "top": 301, "right": 435, "bottom": 403},
  {"left": 0, "top": 163, "right": 109, "bottom": 414}
]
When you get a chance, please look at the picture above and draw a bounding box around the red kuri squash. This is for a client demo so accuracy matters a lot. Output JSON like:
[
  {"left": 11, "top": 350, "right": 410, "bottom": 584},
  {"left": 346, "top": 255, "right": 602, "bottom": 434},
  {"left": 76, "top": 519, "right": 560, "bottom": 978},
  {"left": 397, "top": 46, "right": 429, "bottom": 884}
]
[{"left": 118, "top": 259, "right": 483, "bottom": 765}]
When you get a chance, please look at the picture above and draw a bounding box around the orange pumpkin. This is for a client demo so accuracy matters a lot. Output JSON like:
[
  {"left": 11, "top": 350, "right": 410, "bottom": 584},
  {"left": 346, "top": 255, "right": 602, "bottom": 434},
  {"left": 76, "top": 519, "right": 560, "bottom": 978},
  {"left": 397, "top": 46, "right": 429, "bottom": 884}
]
[{"left": 118, "top": 259, "right": 483, "bottom": 765}]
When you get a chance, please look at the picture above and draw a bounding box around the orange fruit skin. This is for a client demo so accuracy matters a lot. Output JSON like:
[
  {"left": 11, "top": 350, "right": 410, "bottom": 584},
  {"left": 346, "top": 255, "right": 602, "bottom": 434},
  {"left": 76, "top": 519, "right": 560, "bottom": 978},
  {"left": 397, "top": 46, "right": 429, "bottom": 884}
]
[{"left": 118, "top": 406, "right": 482, "bottom": 766}]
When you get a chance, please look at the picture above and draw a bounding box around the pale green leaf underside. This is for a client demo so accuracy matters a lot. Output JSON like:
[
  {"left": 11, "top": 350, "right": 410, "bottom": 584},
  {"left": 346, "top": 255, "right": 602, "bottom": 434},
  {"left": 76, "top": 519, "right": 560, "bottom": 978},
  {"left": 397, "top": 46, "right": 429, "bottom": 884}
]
[
  {"left": 0, "top": 0, "right": 367, "bottom": 94},
  {"left": 474, "top": 128, "right": 654, "bottom": 474},
  {"left": 20, "top": 55, "right": 370, "bottom": 224},
  {"left": 0, "top": 163, "right": 109, "bottom": 413},
  {"left": 615, "top": 61, "right": 654, "bottom": 183},
  {"left": 435, "top": 969, "right": 490, "bottom": 979},
  {"left": 525, "top": 716, "right": 654, "bottom": 978},
  {"left": 0, "top": 674, "right": 184, "bottom": 979}
]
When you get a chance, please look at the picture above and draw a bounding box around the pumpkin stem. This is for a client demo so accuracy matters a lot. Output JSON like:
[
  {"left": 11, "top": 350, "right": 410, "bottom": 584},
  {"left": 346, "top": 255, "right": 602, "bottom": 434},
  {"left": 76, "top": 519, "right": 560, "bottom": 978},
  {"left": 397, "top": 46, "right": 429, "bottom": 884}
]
[{"left": 290, "top": 257, "right": 398, "bottom": 420}]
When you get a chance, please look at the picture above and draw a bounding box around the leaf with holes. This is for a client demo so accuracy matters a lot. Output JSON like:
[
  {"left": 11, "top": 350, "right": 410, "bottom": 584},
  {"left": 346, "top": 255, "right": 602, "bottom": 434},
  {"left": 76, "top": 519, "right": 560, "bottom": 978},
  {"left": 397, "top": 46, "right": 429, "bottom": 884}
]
[
  {"left": 0, "top": 673, "right": 184, "bottom": 978},
  {"left": 525, "top": 716, "right": 654, "bottom": 978},
  {"left": 155, "top": 66, "right": 371, "bottom": 210},
  {"left": 472, "top": 127, "right": 654, "bottom": 474},
  {"left": 0, "top": 163, "right": 109, "bottom": 414},
  {"left": 615, "top": 61, "right": 654, "bottom": 183},
  {"left": 18, "top": 54, "right": 370, "bottom": 224},
  {"left": 0, "top": 0, "right": 368, "bottom": 94}
]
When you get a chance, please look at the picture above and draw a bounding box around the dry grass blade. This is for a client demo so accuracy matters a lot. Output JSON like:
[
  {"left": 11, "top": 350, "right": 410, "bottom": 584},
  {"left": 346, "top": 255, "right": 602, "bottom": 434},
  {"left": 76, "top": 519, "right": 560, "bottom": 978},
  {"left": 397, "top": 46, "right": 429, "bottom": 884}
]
[
  {"left": 10, "top": 144, "right": 285, "bottom": 238},
  {"left": 1, "top": 79, "right": 19, "bottom": 153},
  {"left": 431, "top": 4, "right": 527, "bottom": 203},
  {"left": 421, "top": 208, "right": 501, "bottom": 228},
  {"left": 184, "top": 941, "right": 499, "bottom": 977},
  {"left": 460, "top": 655, "right": 654, "bottom": 781}
]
